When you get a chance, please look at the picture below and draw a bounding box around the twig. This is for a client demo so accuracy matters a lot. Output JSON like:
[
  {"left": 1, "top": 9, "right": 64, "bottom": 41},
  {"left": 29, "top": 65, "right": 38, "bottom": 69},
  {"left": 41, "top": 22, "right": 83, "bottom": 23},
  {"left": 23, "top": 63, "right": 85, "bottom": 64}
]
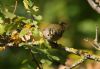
[
  {"left": 69, "top": 57, "right": 86, "bottom": 69},
  {"left": 94, "top": 25, "right": 98, "bottom": 42},
  {"left": 65, "top": 47, "right": 100, "bottom": 61},
  {"left": 49, "top": 41, "right": 100, "bottom": 62},
  {"left": 13, "top": 0, "right": 18, "bottom": 14},
  {"left": 84, "top": 25, "right": 100, "bottom": 50},
  {"left": 29, "top": 49, "right": 43, "bottom": 69},
  {"left": 49, "top": 42, "right": 100, "bottom": 68},
  {"left": 87, "top": 0, "right": 100, "bottom": 14}
]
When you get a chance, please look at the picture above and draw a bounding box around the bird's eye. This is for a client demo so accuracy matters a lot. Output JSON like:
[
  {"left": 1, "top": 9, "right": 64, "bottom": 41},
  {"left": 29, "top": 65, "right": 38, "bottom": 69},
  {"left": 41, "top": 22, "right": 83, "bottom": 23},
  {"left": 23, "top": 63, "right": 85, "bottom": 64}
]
[{"left": 48, "top": 34, "right": 50, "bottom": 36}]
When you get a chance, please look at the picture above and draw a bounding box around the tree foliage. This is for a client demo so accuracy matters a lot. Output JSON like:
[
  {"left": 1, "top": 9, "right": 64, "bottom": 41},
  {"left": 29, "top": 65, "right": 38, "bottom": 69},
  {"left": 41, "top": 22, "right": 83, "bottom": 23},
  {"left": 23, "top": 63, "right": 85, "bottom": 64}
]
[{"left": 0, "top": 0, "right": 100, "bottom": 69}]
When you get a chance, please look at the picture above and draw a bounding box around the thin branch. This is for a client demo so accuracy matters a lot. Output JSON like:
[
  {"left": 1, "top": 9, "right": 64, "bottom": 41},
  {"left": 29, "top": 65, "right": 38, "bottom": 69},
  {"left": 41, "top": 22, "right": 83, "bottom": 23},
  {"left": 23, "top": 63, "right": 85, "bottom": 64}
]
[
  {"left": 13, "top": 0, "right": 18, "bottom": 14},
  {"left": 94, "top": 25, "right": 98, "bottom": 42},
  {"left": 84, "top": 25, "right": 100, "bottom": 50},
  {"left": 49, "top": 42, "right": 100, "bottom": 62},
  {"left": 29, "top": 49, "right": 43, "bottom": 69},
  {"left": 65, "top": 47, "right": 100, "bottom": 61},
  {"left": 69, "top": 57, "right": 86, "bottom": 69},
  {"left": 87, "top": 0, "right": 100, "bottom": 14},
  {"left": 48, "top": 42, "right": 100, "bottom": 69}
]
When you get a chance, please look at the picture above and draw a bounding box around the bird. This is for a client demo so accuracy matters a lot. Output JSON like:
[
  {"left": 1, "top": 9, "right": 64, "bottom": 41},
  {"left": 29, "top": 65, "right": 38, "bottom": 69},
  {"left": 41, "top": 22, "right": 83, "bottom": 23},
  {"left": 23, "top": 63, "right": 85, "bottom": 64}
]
[{"left": 42, "top": 21, "right": 68, "bottom": 42}]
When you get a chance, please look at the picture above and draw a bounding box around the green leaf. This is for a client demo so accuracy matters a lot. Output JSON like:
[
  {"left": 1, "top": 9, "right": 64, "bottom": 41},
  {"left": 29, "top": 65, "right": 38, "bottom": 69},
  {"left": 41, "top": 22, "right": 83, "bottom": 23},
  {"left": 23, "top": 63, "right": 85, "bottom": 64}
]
[
  {"left": 32, "top": 6, "right": 39, "bottom": 12},
  {"left": 0, "top": 24, "right": 5, "bottom": 34},
  {"left": 1, "top": 9, "right": 16, "bottom": 19},
  {"left": 32, "top": 28, "right": 40, "bottom": 37},
  {"left": 19, "top": 28, "right": 29, "bottom": 37},
  {"left": 41, "top": 59, "right": 52, "bottom": 65},
  {"left": 21, "top": 59, "right": 28, "bottom": 64},
  {"left": 33, "top": 15, "right": 42, "bottom": 21},
  {"left": 40, "top": 59, "right": 46, "bottom": 63},
  {"left": 22, "top": 19, "right": 32, "bottom": 23},
  {"left": 51, "top": 56, "right": 60, "bottom": 61},
  {"left": 0, "top": 17, "right": 3, "bottom": 23},
  {"left": 23, "top": 0, "right": 30, "bottom": 10},
  {"left": 5, "top": 24, "right": 17, "bottom": 33},
  {"left": 28, "top": 0, "right": 34, "bottom": 7}
]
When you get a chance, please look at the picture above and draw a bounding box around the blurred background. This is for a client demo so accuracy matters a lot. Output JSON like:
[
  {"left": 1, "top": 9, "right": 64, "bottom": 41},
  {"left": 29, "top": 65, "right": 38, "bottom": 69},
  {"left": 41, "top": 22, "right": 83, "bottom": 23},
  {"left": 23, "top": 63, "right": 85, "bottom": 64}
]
[{"left": 0, "top": 0, "right": 100, "bottom": 69}]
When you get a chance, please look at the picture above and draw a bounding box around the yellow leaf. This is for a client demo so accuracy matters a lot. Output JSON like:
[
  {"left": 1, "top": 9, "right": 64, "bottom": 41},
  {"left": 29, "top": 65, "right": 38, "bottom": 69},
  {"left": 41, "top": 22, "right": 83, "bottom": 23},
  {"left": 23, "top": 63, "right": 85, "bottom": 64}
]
[
  {"left": 23, "top": 0, "right": 30, "bottom": 10},
  {"left": 0, "top": 47, "right": 6, "bottom": 51}
]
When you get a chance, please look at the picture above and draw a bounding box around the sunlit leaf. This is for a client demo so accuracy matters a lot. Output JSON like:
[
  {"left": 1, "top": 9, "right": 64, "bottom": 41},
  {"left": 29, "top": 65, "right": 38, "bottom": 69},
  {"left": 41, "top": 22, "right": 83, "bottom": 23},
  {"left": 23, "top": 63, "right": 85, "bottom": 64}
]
[
  {"left": 41, "top": 59, "right": 46, "bottom": 63},
  {"left": 32, "top": 6, "right": 39, "bottom": 12},
  {"left": 29, "top": 0, "right": 34, "bottom": 6},
  {"left": 1, "top": 9, "right": 16, "bottom": 19},
  {"left": 0, "top": 24, "right": 5, "bottom": 34},
  {"left": 41, "top": 59, "right": 52, "bottom": 65},
  {"left": 33, "top": 20, "right": 38, "bottom": 26},
  {"left": 21, "top": 59, "right": 28, "bottom": 64},
  {"left": 68, "top": 54, "right": 81, "bottom": 60},
  {"left": 0, "top": 47, "right": 5, "bottom": 51},
  {"left": 33, "top": 15, "right": 42, "bottom": 21},
  {"left": 0, "top": 17, "right": 3, "bottom": 23},
  {"left": 19, "top": 28, "right": 29, "bottom": 37},
  {"left": 23, "top": 0, "right": 30, "bottom": 10},
  {"left": 5, "top": 24, "right": 17, "bottom": 33},
  {"left": 13, "top": 16, "right": 26, "bottom": 23},
  {"left": 51, "top": 56, "right": 60, "bottom": 61},
  {"left": 22, "top": 19, "right": 30, "bottom": 23},
  {"left": 32, "top": 28, "right": 40, "bottom": 37}
]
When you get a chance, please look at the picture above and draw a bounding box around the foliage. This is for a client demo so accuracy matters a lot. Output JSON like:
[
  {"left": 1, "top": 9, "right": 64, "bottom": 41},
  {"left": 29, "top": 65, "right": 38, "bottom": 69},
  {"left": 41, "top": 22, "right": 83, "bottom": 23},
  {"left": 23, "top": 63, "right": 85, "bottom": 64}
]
[
  {"left": 0, "top": 0, "right": 68, "bottom": 69},
  {"left": 0, "top": 0, "right": 100, "bottom": 69}
]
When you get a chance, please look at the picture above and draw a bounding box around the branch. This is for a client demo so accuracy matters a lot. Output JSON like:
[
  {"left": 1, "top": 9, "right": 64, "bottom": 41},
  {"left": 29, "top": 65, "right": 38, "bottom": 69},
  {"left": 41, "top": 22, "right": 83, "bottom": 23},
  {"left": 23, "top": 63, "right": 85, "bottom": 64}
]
[
  {"left": 13, "top": 0, "right": 18, "bottom": 14},
  {"left": 64, "top": 47, "right": 100, "bottom": 69},
  {"left": 49, "top": 42, "right": 100, "bottom": 68},
  {"left": 30, "top": 49, "right": 43, "bottom": 69},
  {"left": 87, "top": 0, "right": 100, "bottom": 14},
  {"left": 69, "top": 57, "right": 86, "bottom": 69},
  {"left": 84, "top": 25, "right": 100, "bottom": 50},
  {"left": 65, "top": 47, "right": 100, "bottom": 62},
  {"left": 49, "top": 41, "right": 100, "bottom": 62}
]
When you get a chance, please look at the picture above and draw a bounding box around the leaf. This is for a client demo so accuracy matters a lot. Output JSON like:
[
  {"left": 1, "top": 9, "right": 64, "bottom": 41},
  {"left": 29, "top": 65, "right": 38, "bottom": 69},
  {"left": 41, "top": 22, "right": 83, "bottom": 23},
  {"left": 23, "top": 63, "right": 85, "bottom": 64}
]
[
  {"left": 23, "top": 0, "right": 30, "bottom": 10},
  {"left": 1, "top": 9, "right": 16, "bottom": 19},
  {"left": 32, "top": 6, "right": 39, "bottom": 12},
  {"left": 32, "top": 28, "right": 40, "bottom": 37},
  {"left": 0, "top": 24, "right": 5, "bottom": 34},
  {"left": 40, "top": 59, "right": 46, "bottom": 63},
  {"left": 5, "top": 24, "right": 17, "bottom": 33},
  {"left": 21, "top": 59, "right": 28, "bottom": 64},
  {"left": 41, "top": 59, "right": 52, "bottom": 65},
  {"left": 33, "top": 20, "right": 38, "bottom": 25},
  {"left": 68, "top": 54, "right": 81, "bottom": 60},
  {"left": 28, "top": 0, "right": 34, "bottom": 7},
  {"left": 51, "top": 56, "right": 60, "bottom": 61},
  {"left": 22, "top": 19, "right": 29, "bottom": 23},
  {"left": 19, "top": 28, "right": 29, "bottom": 37},
  {"left": 13, "top": 16, "right": 26, "bottom": 23},
  {"left": 0, "top": 17, "right": 3, "bottom": 23},
  {"left": 33, "top": 15, "right": 42, "bottom": 21}
]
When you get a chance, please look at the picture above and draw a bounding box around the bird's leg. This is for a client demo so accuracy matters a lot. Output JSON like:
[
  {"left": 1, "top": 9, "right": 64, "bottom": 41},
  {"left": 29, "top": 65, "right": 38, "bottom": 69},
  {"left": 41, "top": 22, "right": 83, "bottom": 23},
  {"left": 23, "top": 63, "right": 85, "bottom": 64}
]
[{"left": 48, "top": 40, "right": 58, "bottom": 48}]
